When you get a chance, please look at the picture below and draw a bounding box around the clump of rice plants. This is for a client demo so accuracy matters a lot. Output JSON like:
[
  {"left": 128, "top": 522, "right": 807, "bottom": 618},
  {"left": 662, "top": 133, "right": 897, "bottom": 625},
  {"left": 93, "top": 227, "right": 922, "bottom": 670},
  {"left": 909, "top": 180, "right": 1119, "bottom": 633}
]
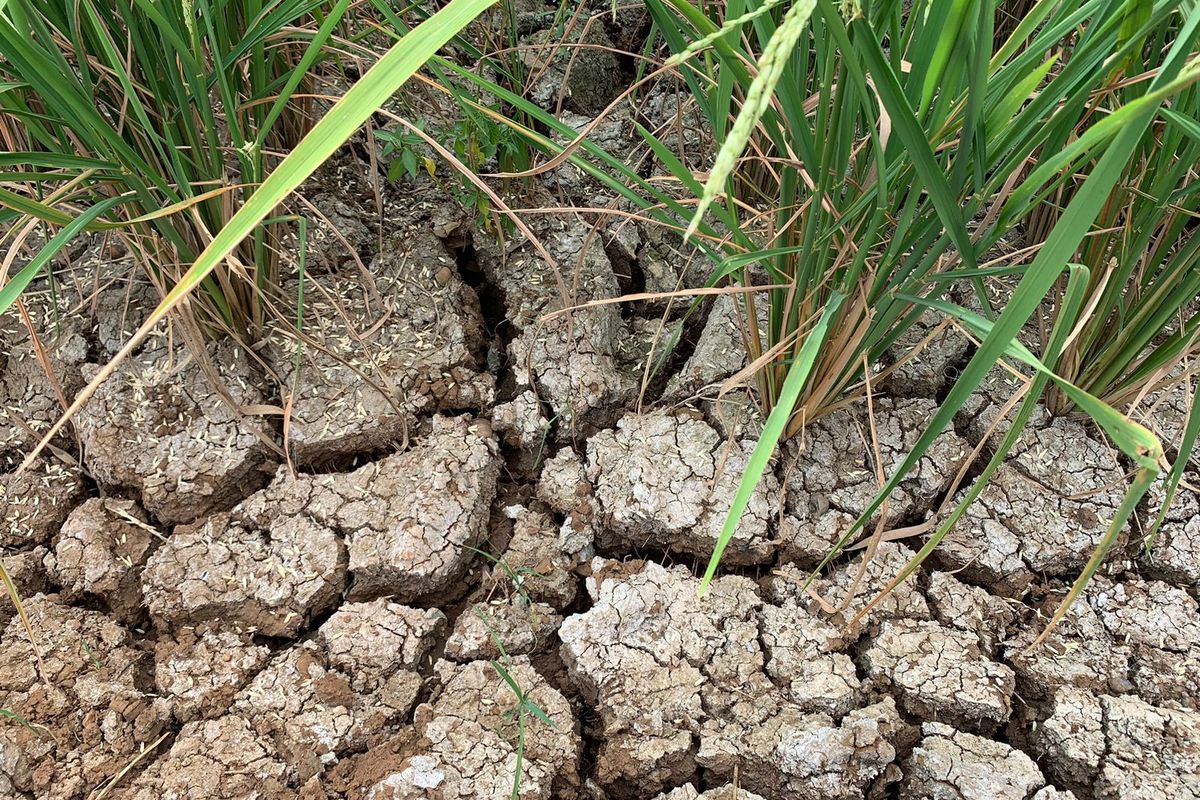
[
  {"left": 647, "top": 0, "right": 1200, "bottom": 635},
  {"left": 0, "top": 0, "right": 353, "bottom": 340},
  {"left": 442, "top": 0, "right": 1200, "bottom": 636}
]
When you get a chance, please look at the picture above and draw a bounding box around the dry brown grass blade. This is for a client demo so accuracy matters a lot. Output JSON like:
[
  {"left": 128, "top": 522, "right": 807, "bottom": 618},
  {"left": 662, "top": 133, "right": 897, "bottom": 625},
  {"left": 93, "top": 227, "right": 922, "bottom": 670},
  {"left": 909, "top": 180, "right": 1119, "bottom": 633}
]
[
  {"left": 539, "top": 282, "right": 793, "bottom": 322},
  {"left": 832, "top": 355, "right": 891, "bottom": 616},
  {"left": 89, "top": 730, "right": 171, "bottom": 800},
  {"left": 0, "top": 562, "right": 47, "bottom": 682}
]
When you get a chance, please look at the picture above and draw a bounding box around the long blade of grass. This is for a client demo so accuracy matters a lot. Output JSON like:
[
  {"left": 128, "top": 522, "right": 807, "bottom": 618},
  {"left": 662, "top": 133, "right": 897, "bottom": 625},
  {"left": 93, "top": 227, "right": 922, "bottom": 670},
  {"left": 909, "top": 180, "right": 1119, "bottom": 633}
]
[{"left": 700, "top": 292, "right": 845, "bottom": 593}]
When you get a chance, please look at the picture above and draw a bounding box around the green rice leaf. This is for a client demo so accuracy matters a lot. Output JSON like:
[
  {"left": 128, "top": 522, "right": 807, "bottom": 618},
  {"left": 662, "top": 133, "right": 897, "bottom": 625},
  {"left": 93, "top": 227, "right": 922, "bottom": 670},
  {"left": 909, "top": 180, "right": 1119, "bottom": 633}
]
[{"left": 699, "top": 291, "right": 845, "bottom": 593}]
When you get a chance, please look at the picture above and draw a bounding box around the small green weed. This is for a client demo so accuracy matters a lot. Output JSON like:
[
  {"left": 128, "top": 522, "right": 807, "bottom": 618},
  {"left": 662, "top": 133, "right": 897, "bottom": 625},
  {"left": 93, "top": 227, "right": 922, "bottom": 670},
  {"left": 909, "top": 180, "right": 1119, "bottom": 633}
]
[{"left": 481, "top": 616, "right": 557, "bottom": 800}]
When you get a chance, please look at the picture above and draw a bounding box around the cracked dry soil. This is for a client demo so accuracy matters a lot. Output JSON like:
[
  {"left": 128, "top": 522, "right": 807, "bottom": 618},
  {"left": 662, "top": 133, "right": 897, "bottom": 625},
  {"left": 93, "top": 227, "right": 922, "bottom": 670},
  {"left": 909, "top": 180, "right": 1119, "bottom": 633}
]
[{"left": 5, "top": 36, "right": 1200, "bottom": 800}]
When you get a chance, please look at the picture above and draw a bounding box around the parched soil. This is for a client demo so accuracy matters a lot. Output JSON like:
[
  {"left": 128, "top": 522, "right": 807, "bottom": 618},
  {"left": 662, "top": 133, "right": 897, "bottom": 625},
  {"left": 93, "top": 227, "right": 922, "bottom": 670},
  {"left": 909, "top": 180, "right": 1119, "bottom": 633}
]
[{"left": 4, "top": 11, "right": 1200, "bottom": 799}]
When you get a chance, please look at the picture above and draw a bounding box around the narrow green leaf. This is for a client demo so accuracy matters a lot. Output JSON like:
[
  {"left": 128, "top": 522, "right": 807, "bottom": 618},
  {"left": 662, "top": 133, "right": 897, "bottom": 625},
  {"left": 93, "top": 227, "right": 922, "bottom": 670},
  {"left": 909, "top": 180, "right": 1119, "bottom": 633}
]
[
  {"left": 0, "top": 196, "right": 126, "bottom": 314},
  {"left": 700, "top": 292, "right": 845, "bottom": 593}
]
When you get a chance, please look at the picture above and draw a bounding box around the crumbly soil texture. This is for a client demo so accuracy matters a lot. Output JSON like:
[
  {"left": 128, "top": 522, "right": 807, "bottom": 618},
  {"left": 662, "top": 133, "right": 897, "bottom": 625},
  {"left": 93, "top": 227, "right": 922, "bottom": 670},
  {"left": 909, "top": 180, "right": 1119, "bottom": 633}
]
[{"left": 4, "top": 10, "right": 1200, "bottom": 800}]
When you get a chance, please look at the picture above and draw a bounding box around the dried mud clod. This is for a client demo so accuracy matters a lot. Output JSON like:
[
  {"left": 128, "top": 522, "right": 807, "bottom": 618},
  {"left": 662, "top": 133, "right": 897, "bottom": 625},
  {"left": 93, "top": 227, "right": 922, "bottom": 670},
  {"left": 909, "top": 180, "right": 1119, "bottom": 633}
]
[
  {"left": 0, "top": 547, "right": 49, "bottom": 630},
  {"left": 937, "top": 416, "right": 1127, "bottom": 596},
  {"left": 767, "top": 543, "right": 932, "bottom": 634},
  {"left": 759, "top": 603, "right": 861, "bottom": 718},
  {"left": 862, "top": 619, "right": 1016, "bottom": 733},
  {"left": 584, "top": 411, "right": 778, "bottom": 564},
  {"left": 0, "top": 597, "right": 171, "bottom": 800},
  {"left": 899, "top": 722, "right": 1060, "bottom": 800},
  {"left": 144, "top": 414, "right": 499, "bottom": 634},
  {"left": 44, "top": 498, "right": 157, "bottom": 623},
  {"left": 881, "top": 307, "right": 972, "bottom": 400},
  {"left": 74, "top": 338, "right": 275, "bottom": 526},
  {"left": 315, "top": 600, "right": 447, "bottom": 690},
  {"left": 0, "top": 457, "right": 86, "bottom": 551},
  {"left": 492, "top": 389, "right": 551, "bottom": 453},
  {"left": 483, "top": 506, "right": 582, "bottom": 610},
  {"left": 142, "top": 599, "right": 448, "bottom": 789},
  {"left": 661, "top": 295, "right": 757, "bottom": 402},
  {"left": 293, "top": 413, "right": 500, "bottom": 602},
  {"left": 473, "top": 208, "right": 640, "bottom": 437},
  {"left": 349, "top": 658, "right": 581, "bottom": 799},
  {"left": 1006, "top": 575, "right": 1200, "bottom": 708},
  {"left": 1143, "top": 478, "right": 1200, "bottom": 590},
  {"left": 445, "top": 598, "right": 562, "bottom": 662},
  {"left": 1030, "top": 688, "right": 1200, "bottom": 799},
  {"left": 0, "top": 302, "right": 88, "bottom": 463},
  {"left": 778, "top": 397, "right": 970, "bottom": 567},
  {"left": 141, "top": 505, "right": 346, "bottom": 638},
  {"left": 109, "top": 715, "right": 293, "bottom": 800},
  {"left": 520, "top": 22, "right": 623, "bottom": 117},
  {"left": 925, "top": 570, "right": 1018, "bottom": 656},
  {"left": 268, "top": 229, "right": 494, "bottom": 465},
  {"left": 560, "top": 559, "right": 907, "bottom": 799},
  {"left": 654, "top": 786, "right": 768, "bottom": 800},
  {"left": 154, "top": 623, "right": 271, "bottom": 723}
]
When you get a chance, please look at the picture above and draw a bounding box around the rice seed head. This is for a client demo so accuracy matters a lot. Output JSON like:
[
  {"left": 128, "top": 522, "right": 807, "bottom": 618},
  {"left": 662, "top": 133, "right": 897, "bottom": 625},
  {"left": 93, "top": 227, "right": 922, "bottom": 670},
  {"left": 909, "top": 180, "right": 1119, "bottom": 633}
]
[
  {"left": 685, "top": 0, "right": 819, "bottom": 239},
  {"left": 663, "top": 0, "right": 791, "bottom": 69}
]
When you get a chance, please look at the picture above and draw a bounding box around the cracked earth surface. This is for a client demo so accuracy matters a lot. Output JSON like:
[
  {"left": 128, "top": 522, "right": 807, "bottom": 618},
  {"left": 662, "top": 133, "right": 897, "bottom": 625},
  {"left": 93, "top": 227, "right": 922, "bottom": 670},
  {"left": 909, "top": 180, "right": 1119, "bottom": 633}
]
[{"left": 3, "top": 48, "right": 1200, "bottom": 800}]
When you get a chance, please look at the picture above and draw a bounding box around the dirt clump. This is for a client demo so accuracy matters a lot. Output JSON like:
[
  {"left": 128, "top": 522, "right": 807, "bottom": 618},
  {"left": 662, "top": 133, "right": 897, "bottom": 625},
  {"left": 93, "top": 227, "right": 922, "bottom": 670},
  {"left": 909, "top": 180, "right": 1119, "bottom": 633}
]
[
  {"left": 900, "top": 722, "right": 1060, "bottom": 800},
  {"left": 309, "top": 414, "right": 499, "bottom": 602},
  {"left": 521, "top": 22, "right": 623, "bottom": 116},
  {"left": 44, "top": 497, "right": 156, "bottom": 623},
  {"left": 492, "top": 389, "right": 550, "bottom": 453},
  {"left": 267, "top": 230, "right": 494, "bottom": 465},
  {"left": 141, "top": 501, "right": 346, "bottom": 637},
  {"left": 698, "top": 697, "right": 906, "bottom": 800},
  {"left": 882, "top": 307, "right": 972, "bottom": 399},
  {"left": 536, "top": 447, "right": 591, "bottom": 516},
  {"left": 662, "top": 295, "right": 754, "bottom": 401},
  {"left": 767, "top": 543, "right": 931, "bottom": 633},
  {"left": 1031, "top": 688, "right": 1200, "bottom": 799},
  {"left": 1143, "top": 478, "right": 1200, "bottom": 590},
  {"left": 473, "top": 208, "right": 640, "bottom": 437},
  {"left": 0, "top": 596, "right": 170, "bottom": 800},
  {"left": 863, "top": 619, "right": 1015, "bottom": 732},
  {"left": 0, "top": 548, "right": 49, "bottom": 629},
  {"left": 74, "top": 338, "right": 275, "bottom": 525},
  {"left": 445, "top": 598, "right": 561, "bottom": 661},
  {"left": 584, "top": 411, "right": 777, "bottom": 563},
  {"left": 315, "top": 600, "right": 446, "bottom": 688},
  {"left": 1006, "top": 575, "right": 1200, "bottom": 708},
  {"left": 205, "top": 414, "right": 499, "bottom": 606},
  {"left": 109, "top": 714, "right": 295, "bottom": 800},
  {"left": 654, "top": 787, "right": 767, "bottom": 800},
  {"left": 344, "top": 658, "right": 581, "bottom": 799},
  {"left": 560, "top": 559, "right": 907, "bottom": 799},
  {"left": 759, "top": 602, "right": 861, "bottom": 718},
  {"left": 0, "top": 300, "right": 88, "bottom": 462},
  {"left": 0, "top": 457, "right": 85, "bottom": 550},
  {"left": 778, "top": 398, "right": 969, "bottom": 566},
  {"left": 937, "top": 416, "right": 1125, "bottom": 596},
  {"left": 483, "top": 506, "right": 581, "bottom": 609},
  {"left": 925, "top": 570, "right": 1017, "bottom": 655},
  {"left": 154, "top": 624, "right": 271, "bottom": 722}
]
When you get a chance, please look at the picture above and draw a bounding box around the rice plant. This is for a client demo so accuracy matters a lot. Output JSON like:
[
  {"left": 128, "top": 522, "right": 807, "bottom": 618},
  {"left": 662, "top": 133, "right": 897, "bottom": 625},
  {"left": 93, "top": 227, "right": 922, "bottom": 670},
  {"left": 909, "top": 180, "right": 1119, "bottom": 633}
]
[
  {"left": 1026, "top": 59, "right": 1200, "bottom": 548},
  {"left": 0, "top": 0, "right": 352, "bottom": 339},
  {"left": 1, "top": 0, "right": 496, "bottom": 647},
  {"left": 437, "top": 0, "right": 1200, "bottom": 634},
  {"left": 650, "top": 0, "right": 1200, "bottom": 634}
]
